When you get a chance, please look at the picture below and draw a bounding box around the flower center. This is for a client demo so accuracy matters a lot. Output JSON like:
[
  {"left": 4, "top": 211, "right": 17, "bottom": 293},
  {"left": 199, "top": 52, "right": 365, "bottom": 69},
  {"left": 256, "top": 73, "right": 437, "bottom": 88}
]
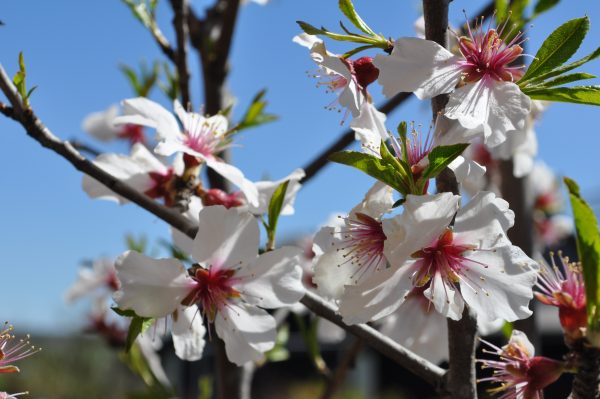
[
  {"left": 118, "top": 124, "right": 145, "bottom": 145},
  {"left": 144, "top": 169, "right": 176, "bottom": 206},
  {"left": 338, "top": 212, "right": 387, "bottom": 284},
  {"left": 411, "top": 228, "right": 480, "bottom": 289},
  {"left": 182, "top": 265, "right": 240, "bottom": 322},
  {"left": 458, "top": 22, "right": 525, "bottom": 83},
  {"left": 183, "top": 118, "right": 225, "bottom": 158}
]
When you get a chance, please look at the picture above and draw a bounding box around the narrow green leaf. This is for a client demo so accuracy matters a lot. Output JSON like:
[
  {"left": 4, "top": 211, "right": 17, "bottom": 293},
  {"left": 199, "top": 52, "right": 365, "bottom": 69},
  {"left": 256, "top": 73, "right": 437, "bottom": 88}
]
[
  {"left": 524, "top": 85, "right": 600, "bottom": 106},
  {"left": 338, "top": 0, "right": 375, "bottom": 36},
  {"left": 297, "top": 21, "right": 325, "bottom": 35},
  {"left": 267, "top": 180, "right": 290, "bottom": 245},
  {"left": 26, "top": 86, "right": 37, "bottom": 99},
  {"left": 420, "top": 144, "right": 470, "bottom": 181},
  {"left": 564, "top": 177, "right": 600, "bottom": 334},
  {"left": 329, "top": 151, "right": 409, "bottom": 194},
  {"left": 524, "top": 46, "right": 600, "bottom": 86},
  {"left": 520, "top": 17, "right": 589, "bottom": 83},
  {"left": 342, "top": 44, "right": 378, "bottom": 59},
  {"left": 112, "top": 307, "right": 138, "bottom": 317},
  {"left": 237, "top": 89, "right": 278, "bottom": 131},
  {"left": 533, "top": 0, "right": 560, "bottom": 18},
  {"left": 296, "top": 21, "right": 382, "bottom": 46},
  {"left": 534, "top": 72, "right": 596, "bottom": 88},
  {"left": 120, "top": 64, "right": 142, "bottom": 94}
]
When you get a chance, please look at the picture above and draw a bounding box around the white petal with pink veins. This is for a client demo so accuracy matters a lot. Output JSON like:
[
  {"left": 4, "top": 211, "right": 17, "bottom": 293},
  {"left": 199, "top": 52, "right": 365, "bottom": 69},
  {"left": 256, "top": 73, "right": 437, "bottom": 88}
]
[
  {"left": 215, "top": 303, "right": 276, "bottom": 365},
  {"left": 114, "top": 251, "right": 193, "bottom": 318},
  {"left": 116, "top": 97, "right": 181, "bottom": 141},
  {"left": 374, "top": 37, "right": 463, "bottom": 100},
  {"left": 192, "top": 206, "right": 259, "bottom": 269},
  {"left": 237, "top": 246, "right": 305, "bottom": 308},
  {"left": 205, "top": 158, "right": 259, "bottom": 207},
  {"left": 171, "top": 306, "right": 206, "bottom": 361},
  {"left": 445, "top": 80, "right": 531, "bottom": 148}
]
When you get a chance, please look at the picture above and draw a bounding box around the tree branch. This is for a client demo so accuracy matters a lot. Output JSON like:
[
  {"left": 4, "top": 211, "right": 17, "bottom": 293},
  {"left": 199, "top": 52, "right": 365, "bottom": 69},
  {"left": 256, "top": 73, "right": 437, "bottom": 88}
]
[
  {"left": 169, "top": 0, "right": 191, "bottom": 108},
  {"left": 423, "top": 0, "right": 478, "bottom": 397},
  {"left": 300, "top": 291, "right": 445, "bottom": 389}
]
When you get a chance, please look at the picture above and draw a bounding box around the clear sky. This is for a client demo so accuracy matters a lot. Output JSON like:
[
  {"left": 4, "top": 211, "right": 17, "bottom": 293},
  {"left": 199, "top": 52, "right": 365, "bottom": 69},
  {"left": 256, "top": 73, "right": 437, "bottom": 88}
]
[{"left": 1, "top": 0, "right": 599, "bottom": 333}]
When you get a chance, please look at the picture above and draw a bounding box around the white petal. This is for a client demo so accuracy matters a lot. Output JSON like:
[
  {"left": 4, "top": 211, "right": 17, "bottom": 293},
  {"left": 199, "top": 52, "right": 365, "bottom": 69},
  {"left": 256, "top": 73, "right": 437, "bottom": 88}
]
[
  {"left": 445, "top": 80, "right": 531, "bottom": 147},
  {"left": 64, "top": 259, "right": 112, "bottom": 302},
  {"left": 459, "top": 245, "right": 538, "bottom": 322},
  {"left": 82, "top": 105, "right": 119, "bottom": 141},
  {"left": 113, "top": 251, "right": 193, "bottom": 318},
  {"left": 339, "top": 262, "right": 418, "bottom": 324},
  {"left": 293, "top": 33, "right": 322, "bottom": 49},
  {"left": 215, "top": 303, "right": 276, "bottom": 365},
  {"left": 507, "top": 330, "right": 535, "bottom": 357},
  {"left": 205, "top": 159, "right": 260, "bottom": 207},
  {"left": 351, "top": 102, "right": 388, "bottom": 155},
  {"left": 246, "top": 169, "right": 305, "bottom": 216},
  {"left": 381, "top": 296, "right": 449, "bottom": 364},
  {"left": 192, "top": 206, "right": 259, "bottom": 268},
  {"left": 130, "top": 143, "right": 169, "bottom": 174},
  {"left": 312, "top": 238, "right": 360, "bottom": 300},
  {"left": 171, "top": 306, "right": 206, "bottom": 361},
  {"left": 237, "top": 246, "right": 305, "bottom": 308},
  {"left": 383, "top": 193, "right": 459, "bottom": 266},
  {"left": 171, "top": 196, "right": 203, "bottom": 256},
  {"left": 374, "top": 37, "right": 463, "bottom": 100},
  {"left": 117, "top": 97, "right": 181, "bottom": 142},
  {"left": 424, "top": 272, "right": 464, "bottom": 320},
  {"left": 349, "top": 181, "right": 394, "bottom": 219},
  {"left": 337, "top": 80, "right": 363, "bottom": 117},
  {"left": 448, "top": 156, "right": 486, "bottom": 185}
]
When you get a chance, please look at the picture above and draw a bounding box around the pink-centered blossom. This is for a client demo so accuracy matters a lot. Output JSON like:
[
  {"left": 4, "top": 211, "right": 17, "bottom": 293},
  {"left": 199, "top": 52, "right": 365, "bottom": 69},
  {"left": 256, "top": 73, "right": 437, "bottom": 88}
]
[
  {"left": 82, "top": 104, "right": 146, "bottom": 145},
  {"left": 374, "top": 18, "right": 531, "bottom": 146},
  {"left": 114, "top": 98, "right": 259, "bottom": 206},
  {"left": 478, "top": 330, "right": 564, "bottom": 399},
  {"left": 536, "top": 253, "right": 586, "bottom": 340},
  {"left": 0, "top": 324, "right": 39, "bottom": 374},
  {"left": 312, "top": 182, "right": 393, "bottom": 300},
  {"left": 64, "top": 258, "right": 119, "bottom": 302},
  {"left": 115, "top": 206, "right": 305, "bottom": 365},
  {"left": 82, "top": 143, "right": 183, "bottom": 206},
  {"left": 339, "top": 192, "right": 538, "bottom": 324}
]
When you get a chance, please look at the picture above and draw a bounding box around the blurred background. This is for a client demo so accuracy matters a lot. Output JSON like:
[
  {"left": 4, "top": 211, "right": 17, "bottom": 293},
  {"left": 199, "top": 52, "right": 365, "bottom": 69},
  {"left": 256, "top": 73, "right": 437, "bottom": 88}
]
[{"left": 1, "top": 0, "right": 599, "bottom": 397}]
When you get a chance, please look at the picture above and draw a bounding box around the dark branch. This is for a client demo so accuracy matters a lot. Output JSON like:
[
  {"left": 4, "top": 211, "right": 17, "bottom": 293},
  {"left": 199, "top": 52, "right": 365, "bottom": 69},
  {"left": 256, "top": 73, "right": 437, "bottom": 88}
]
[
  {"left": 169, "top": 0, "right": 192, "bottom": 108},
  {"left": 69, "top": 139, "right": 102, "bottom": 157}
]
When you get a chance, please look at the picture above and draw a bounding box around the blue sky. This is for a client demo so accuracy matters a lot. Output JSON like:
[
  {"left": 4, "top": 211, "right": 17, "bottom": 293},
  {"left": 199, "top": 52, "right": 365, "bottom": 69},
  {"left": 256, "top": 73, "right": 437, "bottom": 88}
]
[{"left": 1, "top": 0, "right": 599, "bottom": 333}]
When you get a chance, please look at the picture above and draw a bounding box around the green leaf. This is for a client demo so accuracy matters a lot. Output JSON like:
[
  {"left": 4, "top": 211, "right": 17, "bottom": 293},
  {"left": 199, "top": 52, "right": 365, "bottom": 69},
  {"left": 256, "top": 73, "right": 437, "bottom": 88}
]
[
  {"left": 524, "top": 46, "right": 600, "bottom": 86},
  {"left": 533, "top": 0, "right": 560, "bottom": 18},
  {"left": 297, "top": 21, "right": 323, "bottom": 35},
  {"left": 237, "top": 89, "right": 278, "bottom": 132},
  {"left": 519, "top": 17, "right": 589, "bottom": 84},
  {"left": 112, "top": 307, "right": 138, "bottom": 317},
  {"left": 495, "top": 0, "right": 509, "bottom": 22},
  {"left": 564, "top": 177, "right": 600, "bottom": 335},
  {"left": 296, "top": 21, "right": 384, "bottom": 46},
  {"left": 534, "top": 72, "right": 596, "bottom": 88},
  {"left": 338, "top": 0, "right": 375, "bottom": 36},
  {"left": 120, "top": 64, "right": 141, "bottom": 94},
  {"left": 126, "top": 234, "right": 148, "bottom": 253},
  {"left": 420, "top": 144, "right": 470, "bottom": 181},
  {"left": 342, "top": 44, "right": 378, "bottom": 59},
  {"left": 524, "top": 85, "right": 600, "bottom": 106},
  {"left": 267, "top": 180, "right": 290, "bottom": 247},
  {"left": 501, "top": 322, "right": 514, "bottom": 339},
  {"left": 329, "top": 151, "right": 409, "bottom": 195},
  {"left": 126, "top": 315, "right": 154, "bottom": 352}
]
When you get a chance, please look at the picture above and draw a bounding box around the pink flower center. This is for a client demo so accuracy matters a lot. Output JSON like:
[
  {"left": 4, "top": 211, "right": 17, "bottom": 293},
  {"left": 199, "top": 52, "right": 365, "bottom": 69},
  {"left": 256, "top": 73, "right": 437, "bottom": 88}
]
[
  {"left": 411, "top": 228, "right": 483, "bottom": 292},
  {"left": 338, "top": 212, "right": 387, "bottom": 284},
  {"left": 118, "top": 124, "right": 145, "bottom": 145},
  {"left": 183, "top": 119, "right": 225, "bottom": 158},
  {"left": 458, "top": 18, "right": 526, "bottom": 83},
  {"left": 144, "top": 169, "right": 176, "bottom": 206},
  {"left": 348, "top": 57, "right": 379, "bottom": 89},
  {"left": 182, "top": 266, "right": 240, "bottom": 322},
  {"left": 0, "top": 324, "right": 39, "bottom": 374}
]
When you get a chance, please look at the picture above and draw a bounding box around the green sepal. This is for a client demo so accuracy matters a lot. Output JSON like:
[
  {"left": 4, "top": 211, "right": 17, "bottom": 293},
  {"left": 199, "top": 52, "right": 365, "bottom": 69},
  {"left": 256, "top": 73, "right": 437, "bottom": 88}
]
[
  {"left": 420, "top": 143, "right": 470, "bottom": 181},
  {"left": 266, "top": 180, "right": 290, "bottom": 247},
  {"left": 112, "top": 307, "right": 154, "bottom": 352}
]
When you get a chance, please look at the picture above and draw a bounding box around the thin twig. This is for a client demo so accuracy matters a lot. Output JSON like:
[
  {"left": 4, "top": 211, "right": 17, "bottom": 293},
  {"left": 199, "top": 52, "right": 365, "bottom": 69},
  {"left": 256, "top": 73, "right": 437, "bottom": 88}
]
[
  {"left": 169, "top": 0, "right": 191, "bottom": 108},
  {"left": 319, "top": 338, "right": 364, "bottom": 399},
  {"left": 70, "top": 139, "right": 102, "bottom": 157}
]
